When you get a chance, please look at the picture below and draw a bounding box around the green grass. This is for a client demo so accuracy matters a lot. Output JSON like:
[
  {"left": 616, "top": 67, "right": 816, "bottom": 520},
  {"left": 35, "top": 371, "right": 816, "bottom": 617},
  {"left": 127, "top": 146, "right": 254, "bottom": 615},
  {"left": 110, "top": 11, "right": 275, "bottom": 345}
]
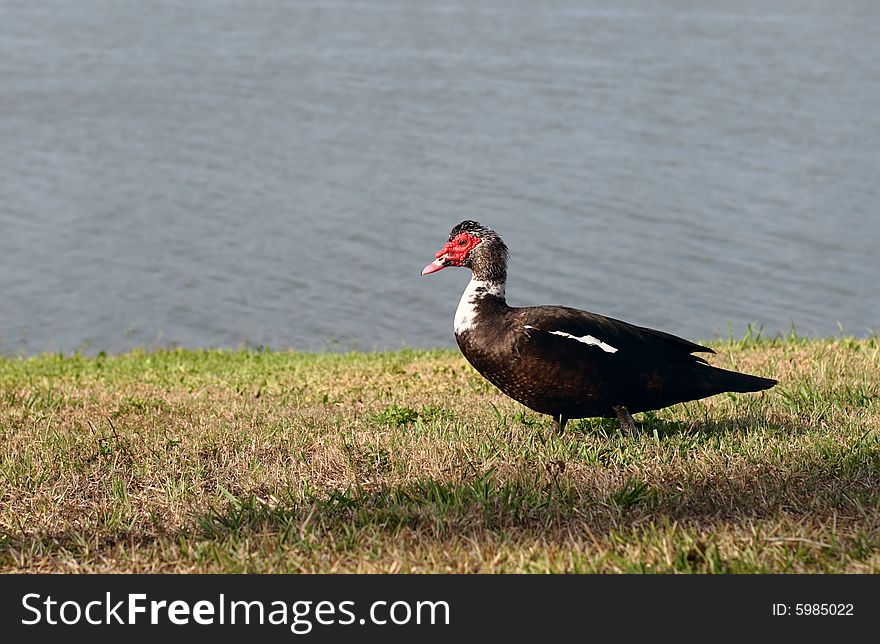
[{"left": 0, "top": 336, "right": 878, "bottom": 572}]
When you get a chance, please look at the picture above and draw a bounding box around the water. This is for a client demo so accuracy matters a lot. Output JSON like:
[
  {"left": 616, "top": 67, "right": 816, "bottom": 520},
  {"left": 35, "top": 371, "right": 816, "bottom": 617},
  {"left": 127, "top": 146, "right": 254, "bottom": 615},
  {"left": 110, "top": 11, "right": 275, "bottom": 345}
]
[{"left": 1, "top": 0, "right": 878, "bottom": 355}]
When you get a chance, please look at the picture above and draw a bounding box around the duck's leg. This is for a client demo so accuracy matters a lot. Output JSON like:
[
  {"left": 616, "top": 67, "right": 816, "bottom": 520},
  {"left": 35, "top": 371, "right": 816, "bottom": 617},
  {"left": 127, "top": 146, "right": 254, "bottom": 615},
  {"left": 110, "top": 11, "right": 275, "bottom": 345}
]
[
  {"left": 552, "top": 413, "right": 568, "bottom": 435},
  {"left": 613, "top": 405, "right": 637, "bottom": 434}
]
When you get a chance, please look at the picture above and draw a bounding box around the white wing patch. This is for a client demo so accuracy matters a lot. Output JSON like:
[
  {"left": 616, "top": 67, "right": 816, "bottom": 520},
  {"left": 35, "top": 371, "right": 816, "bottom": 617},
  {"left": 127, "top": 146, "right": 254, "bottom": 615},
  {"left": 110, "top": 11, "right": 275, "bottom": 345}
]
[{"left": 523, "top": 325, "right": 618, "bottom": 353}]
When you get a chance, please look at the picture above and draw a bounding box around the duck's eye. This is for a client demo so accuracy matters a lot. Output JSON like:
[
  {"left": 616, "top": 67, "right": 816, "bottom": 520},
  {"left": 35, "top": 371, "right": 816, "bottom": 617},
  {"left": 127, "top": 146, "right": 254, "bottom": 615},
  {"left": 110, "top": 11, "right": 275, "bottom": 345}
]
[{"left": 458, "top": 237, "right": 468, "bottom": 246}]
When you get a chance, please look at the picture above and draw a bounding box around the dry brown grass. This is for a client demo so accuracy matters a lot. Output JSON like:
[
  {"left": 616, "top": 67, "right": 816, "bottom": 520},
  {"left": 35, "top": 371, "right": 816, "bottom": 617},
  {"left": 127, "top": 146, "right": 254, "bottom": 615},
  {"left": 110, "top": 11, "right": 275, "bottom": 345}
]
[{"left": 1, "top": 336, "right": 878, "bottom": 572}]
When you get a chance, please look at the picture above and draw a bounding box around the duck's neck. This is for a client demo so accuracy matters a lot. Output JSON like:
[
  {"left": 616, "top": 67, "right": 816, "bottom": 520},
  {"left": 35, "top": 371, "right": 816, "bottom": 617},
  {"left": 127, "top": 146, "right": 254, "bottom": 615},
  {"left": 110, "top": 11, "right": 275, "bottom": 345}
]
[{"left": 454, "top": 274, "right": 507, "bottom": 335}]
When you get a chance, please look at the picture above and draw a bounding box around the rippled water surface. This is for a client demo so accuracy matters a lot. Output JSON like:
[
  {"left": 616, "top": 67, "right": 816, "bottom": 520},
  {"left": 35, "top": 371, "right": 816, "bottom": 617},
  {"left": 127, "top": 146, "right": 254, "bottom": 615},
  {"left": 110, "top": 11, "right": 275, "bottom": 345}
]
[{"left": 2, "top": 0, "right": 878, "bottom": 354}]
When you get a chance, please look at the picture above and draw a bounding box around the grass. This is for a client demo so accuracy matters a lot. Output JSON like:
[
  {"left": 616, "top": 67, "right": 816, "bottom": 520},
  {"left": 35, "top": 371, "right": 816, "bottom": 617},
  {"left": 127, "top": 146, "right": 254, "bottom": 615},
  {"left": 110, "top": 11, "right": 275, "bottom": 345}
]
[{"left": 0, "top": 333, "right": 878, "bottom": 573}]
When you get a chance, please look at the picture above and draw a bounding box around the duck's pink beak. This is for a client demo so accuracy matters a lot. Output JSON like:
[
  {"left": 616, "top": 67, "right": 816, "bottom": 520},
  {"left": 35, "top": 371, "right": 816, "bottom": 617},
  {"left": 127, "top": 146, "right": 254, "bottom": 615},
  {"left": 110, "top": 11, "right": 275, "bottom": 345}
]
[{"left": 421, "top": 258, "right": 447, "bottom": 275}]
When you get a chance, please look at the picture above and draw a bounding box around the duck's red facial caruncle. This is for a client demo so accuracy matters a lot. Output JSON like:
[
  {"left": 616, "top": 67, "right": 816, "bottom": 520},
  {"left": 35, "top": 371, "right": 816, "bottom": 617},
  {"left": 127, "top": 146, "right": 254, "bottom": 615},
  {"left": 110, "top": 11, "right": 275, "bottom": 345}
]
[{"left": 421, "top": 232, "right": 482, "bottom": 275}]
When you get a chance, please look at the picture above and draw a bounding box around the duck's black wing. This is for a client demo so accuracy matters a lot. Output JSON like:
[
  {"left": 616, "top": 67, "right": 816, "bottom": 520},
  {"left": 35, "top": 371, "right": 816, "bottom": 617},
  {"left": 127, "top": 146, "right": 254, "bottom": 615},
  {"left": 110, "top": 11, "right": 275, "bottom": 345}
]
[
  {"left": 509, "top": 306, "right": 773, "bottom": 415},
  {"left": 514, "top": 306, "right": 712, "bottom": 364}
]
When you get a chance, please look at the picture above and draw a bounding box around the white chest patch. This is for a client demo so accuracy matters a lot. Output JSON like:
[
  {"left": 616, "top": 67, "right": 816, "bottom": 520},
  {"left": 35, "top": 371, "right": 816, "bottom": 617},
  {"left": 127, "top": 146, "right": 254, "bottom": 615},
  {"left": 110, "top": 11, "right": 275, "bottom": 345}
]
[
  {"left": 523, "top": 325, "right": 618, "bottom": 353},
  {"left": 455, "top": 278, "right": 505, "bottom": 335}
]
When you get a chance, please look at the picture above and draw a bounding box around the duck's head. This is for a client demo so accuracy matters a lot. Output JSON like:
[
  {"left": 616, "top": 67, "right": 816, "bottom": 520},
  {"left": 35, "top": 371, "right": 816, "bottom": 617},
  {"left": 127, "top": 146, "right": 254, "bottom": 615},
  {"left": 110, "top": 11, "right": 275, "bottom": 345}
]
[{"left": 421, "top": 220, "right": 508, "bottom": 281}]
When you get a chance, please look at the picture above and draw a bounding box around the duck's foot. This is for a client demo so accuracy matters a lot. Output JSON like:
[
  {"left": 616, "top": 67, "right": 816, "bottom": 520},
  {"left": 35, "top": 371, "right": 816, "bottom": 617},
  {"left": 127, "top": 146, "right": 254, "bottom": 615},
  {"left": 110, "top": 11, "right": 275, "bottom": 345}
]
[
  {"left": 613, "top": 405, "right": 637, "bottom": 434},
  {"left": 552, "top": 414, "right": 568, "bottom": 435}
]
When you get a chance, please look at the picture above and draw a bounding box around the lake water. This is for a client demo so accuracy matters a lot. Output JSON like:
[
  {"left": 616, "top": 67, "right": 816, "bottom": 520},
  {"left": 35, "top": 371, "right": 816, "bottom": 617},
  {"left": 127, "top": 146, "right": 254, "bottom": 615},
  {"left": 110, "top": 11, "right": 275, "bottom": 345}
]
[{"left": 1, "top": 0, "right": 878, "bottom": 355}]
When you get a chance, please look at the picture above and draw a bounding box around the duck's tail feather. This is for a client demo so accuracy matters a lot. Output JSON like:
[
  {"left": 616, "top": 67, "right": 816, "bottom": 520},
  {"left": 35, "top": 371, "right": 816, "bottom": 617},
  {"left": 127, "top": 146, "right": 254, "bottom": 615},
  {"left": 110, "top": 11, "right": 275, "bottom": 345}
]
[{"left": 706, "top": 366, "right": 777, "bottom": 393}]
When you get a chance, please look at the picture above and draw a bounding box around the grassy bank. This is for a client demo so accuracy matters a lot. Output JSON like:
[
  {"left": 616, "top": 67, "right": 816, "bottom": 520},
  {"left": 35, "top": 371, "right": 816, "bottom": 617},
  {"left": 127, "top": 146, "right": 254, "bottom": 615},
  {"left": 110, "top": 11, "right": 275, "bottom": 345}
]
[{"left": 1, "top": 335, "right": 878, "bottom": 573}]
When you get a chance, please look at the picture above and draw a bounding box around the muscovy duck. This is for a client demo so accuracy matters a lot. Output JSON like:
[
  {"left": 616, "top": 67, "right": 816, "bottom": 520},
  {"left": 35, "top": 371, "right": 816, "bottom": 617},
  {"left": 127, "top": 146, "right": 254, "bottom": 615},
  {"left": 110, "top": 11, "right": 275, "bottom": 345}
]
[{"left": 421, "top": 220, "right": 776, "bottom": 433}]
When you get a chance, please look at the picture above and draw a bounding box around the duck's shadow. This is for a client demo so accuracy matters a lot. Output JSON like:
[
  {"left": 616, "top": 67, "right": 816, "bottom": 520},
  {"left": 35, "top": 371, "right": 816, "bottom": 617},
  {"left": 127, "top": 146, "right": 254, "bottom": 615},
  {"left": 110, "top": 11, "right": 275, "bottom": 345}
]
[{"left": 568, "top": 410, "right": 796, "bottom": 439}]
